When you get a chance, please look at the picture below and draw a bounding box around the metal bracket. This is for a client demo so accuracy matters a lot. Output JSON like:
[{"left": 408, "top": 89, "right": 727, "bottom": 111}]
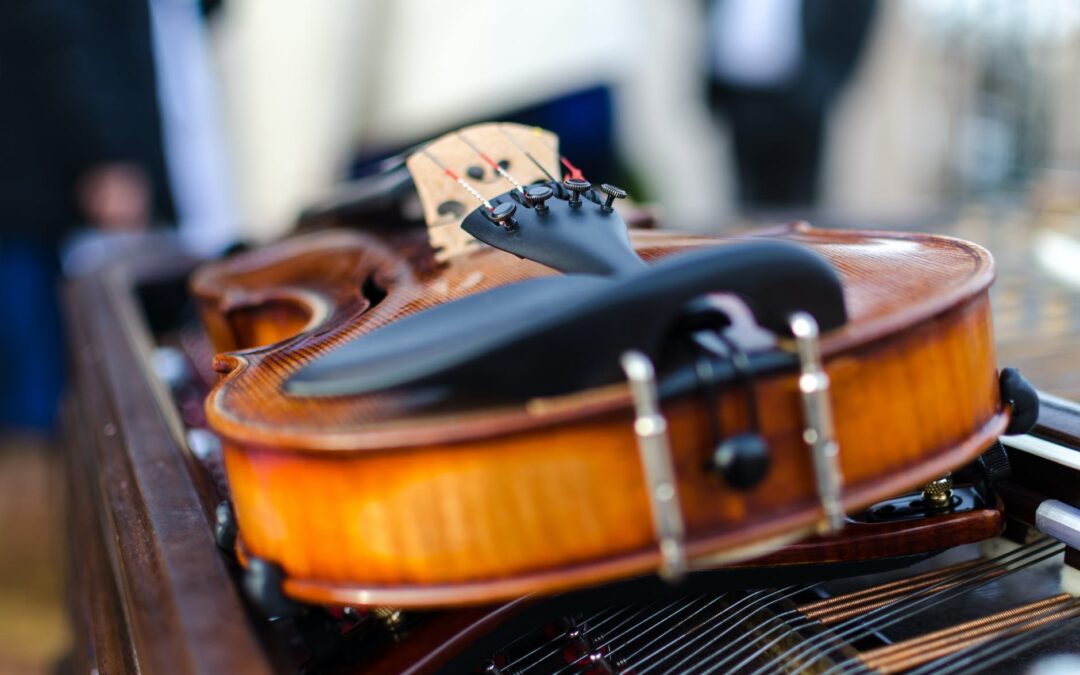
[
  {"left": 621, "top": 351, "right": 687, "bottom": 581},
  {"left": 790, "top": 312, "right": 846, "bottom": 533}
]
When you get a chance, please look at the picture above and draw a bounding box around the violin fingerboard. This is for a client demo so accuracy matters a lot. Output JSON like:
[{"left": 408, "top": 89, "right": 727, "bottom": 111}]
[{"left": 406, "top": 122, "right": 560, "bottom": 260}]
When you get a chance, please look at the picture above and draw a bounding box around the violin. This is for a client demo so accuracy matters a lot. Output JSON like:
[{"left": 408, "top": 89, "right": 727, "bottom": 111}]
[{"left": 192, "top": 123, "right": 1031, "bottom": 609}]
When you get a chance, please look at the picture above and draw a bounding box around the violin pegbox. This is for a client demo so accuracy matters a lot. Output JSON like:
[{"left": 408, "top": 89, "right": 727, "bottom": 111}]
[{"left": 405, "top": 122, "right": 561, "bottom": 261}]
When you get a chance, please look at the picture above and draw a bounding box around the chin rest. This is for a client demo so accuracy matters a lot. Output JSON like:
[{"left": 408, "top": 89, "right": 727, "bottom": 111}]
[{"left": 287, "top": 241, "right": 847, "bottom": 398}]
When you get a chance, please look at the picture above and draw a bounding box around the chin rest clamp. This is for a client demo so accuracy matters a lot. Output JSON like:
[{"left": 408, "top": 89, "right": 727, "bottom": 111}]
[
  {"left": 790, "top": 312, "right": 846, "bottom": 534},
  {"left": 621, "top": 351, "right": 688, "bottom": 583}
]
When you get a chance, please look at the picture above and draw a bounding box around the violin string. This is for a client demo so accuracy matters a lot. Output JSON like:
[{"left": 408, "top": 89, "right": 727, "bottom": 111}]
[
  {"left": 805, "top": 541, "right": 1067, "bottom": 675},
  {"left": 737, "top": 540, "right": 1056, "bottom": 675},
  {"left": 585, "top": 598, "right": 692, "bottom": 653},
  {"left": 606, "top": 595, "right": 731, "bottom": 666},
  {"left": 778, "top": 541, "right": 1064, "bottom": 675},
  {"left": 629, "top": 588, "right": 781, "bottom": 674},
  {"left": 496, "top": 123, "right": 591, "bottom": 194},
  {"left": 628, "top": 586, "right": 797, "bottom": 675},
  {"left": 498, "top": 124, "right": 557, "bottom": 182},
  {"left": 703, "top": 610, "right": 810, "bottom": 674},
  {"left": 818, "top": 597, "right": 1074, "bottom": 675},
  {"left": 520, "top": 123, "right": 587, "bottom": 181},
  {"left": 797, "top": 559, "right": 983, "bottom": 617},
  {"left": 419, "top": 147, "right": 493, "bottom": 210},
  {"left": 904, "top": 607, "right": 1080, "bottom": 675},
  {"left": 559, "top": 156, "right": 586, "bottom": 181},
  {"left": 754, "top": 539, "right": 1063, "bottom": 675},
  {"left": 503, "top": 542, "right": 1063, "bottom": 674},
  {"left": 514, "top": 602, "right": 671, "bottom": 673},
  {"left": 497, "top": 607, "right": 621, "bottom": 671},
  {"left": 455, "top": 132, "right": 526, "bottom": 193},
  {"left": 588, "top": 596, "right": 710, "bottom": 659},
  {"left": 848, "top": 598, "right": 1080, "bottom": 675},
  {"left": 550, "top": 598, "right": 697, "bottom": 675},
  {"left": 678, "top": 585, "right": 822, "bottom": 675},
  {"left": 691, "top": 549, "right": 1036, "bottom": 675},
  {"left": 503, "top": 604, "right": 637, "bottom": 671},
  {"left": 691, "top": 587, "right": 833, "bottom": 675}
]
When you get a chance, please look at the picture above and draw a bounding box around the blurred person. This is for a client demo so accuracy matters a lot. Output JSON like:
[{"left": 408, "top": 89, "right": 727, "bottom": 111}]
[
  {"left": 706, "top": 0, "right": 878, "bottom": 209},
  {"left": 0, "top": 1, "right": 173, "bottom": 434}
]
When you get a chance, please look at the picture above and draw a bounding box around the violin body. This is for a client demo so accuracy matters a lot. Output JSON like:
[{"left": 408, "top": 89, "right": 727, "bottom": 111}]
[{"left": 193, "top": 221, "right": 1007, "bottom": 608}]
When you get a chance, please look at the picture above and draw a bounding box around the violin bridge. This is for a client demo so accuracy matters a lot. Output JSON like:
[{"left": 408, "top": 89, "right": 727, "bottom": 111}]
[{"left": 405, "top": 122, "right": 562, "bottom": 261}]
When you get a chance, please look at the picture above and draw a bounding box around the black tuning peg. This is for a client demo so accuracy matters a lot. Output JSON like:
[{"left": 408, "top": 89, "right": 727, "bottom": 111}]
[
  {"left": 564, "top": 178, "right": 591, "bottom": 207},
  {"left": 710, "top": 433, "right": 770, "bottom": 489},
  {"left": 486, "top": 201, "right": 517, "bottom": 229},
  {"left": 524, "top": 185, "right": 554, "bottom": 214},
  {"left": 600, "top": 184, "right": 628, "bottom": 212}
]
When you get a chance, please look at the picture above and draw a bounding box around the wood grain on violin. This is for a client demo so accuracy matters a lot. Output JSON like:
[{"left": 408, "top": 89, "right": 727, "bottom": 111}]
[{"left": 193, "top": 223, "right": 1006, "bottom": 608}]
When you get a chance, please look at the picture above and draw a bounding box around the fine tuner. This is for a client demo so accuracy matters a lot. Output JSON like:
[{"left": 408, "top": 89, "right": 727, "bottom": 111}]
[{"left": 486, "top": 179, "right": 628, "bottom": 229}]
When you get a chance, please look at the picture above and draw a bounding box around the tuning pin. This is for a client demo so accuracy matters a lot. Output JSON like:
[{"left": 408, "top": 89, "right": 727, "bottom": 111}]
[
  {"left": 564, "top": 178, "right": 591, "bottom": 207},
  {"left": 524, "top": 185, "right": 554, "bottom": 214},
  {"left": 600, "top": 184, "right": 628, "bottom": 212},
  {"left": 486, "top": 201, "right": 517, "bottom": 229}
]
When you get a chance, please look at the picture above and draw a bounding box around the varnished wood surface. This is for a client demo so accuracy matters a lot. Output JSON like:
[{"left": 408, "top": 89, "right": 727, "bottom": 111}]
[
  {"left": 193, "top": 224, "right": 1009, "bottom": 607},
  {"left": 741, "top": 504, "right": 1005, "bottom": 567},
  {"left": 62, "top": 256, "right": 274, "bottom": 675}
]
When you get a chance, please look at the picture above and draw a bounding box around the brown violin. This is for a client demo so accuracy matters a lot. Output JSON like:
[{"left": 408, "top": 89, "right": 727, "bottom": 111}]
[{"left": 193, "top": 123, "right": 1021, "bottom": 609}]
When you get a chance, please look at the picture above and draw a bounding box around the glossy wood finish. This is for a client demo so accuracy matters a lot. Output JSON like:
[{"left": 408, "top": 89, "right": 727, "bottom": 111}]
[
  {"left": 193, "top": 224, "right": 1008, "bottom": 607},
  {"left": 63, "top": 254, "right": 273, "bottom": 675},
  {"left": 742, "top": 505, "right": 1005, "bottom": 567}
]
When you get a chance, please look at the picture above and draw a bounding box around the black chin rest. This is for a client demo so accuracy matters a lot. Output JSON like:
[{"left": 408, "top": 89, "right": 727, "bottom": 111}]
[{"left": 286, "top": 241, "right": 846, "bottom": 398}]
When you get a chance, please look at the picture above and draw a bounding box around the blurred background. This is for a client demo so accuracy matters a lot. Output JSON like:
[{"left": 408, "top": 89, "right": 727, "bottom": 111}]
[{"left": 3, "top": 0, "right": 1080, "bottom": 672}]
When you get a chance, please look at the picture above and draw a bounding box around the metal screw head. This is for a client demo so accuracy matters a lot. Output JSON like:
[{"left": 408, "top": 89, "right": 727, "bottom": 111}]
[
  {"left": 921, "top": 472, "right": 954, "bottom": 510},
  {"left": 563, "top": 178, "right": 591, "bottom": 206},
  {"left": 487, "top": 201, "right": 517, "bottom": 228},
  {"left": 524, "top": 184, "right": 554, "bottom": 212},
  {"left": 600, "top": 183, "right": 628, "bottom": 211},
  {"left": 600, "top": 183, "right": 627, "bottom": 199}
]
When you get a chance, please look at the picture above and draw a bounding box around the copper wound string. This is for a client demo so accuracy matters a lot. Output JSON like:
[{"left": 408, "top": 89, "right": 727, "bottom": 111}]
[
  {"left": 841, "top": 595, "right": 1079, "bottom": 675},
  {"left": 906, "top": 609, "right": 1080, "bottom": 675},
  {"left": 727, "top": 540, "right": 1057, "bottom": 675},
  {"left": 754, "top": 539, "right": 1063, "bottom": 675},
  {"left": 775, "top": 540, "right": 1063, "bottom": 675}
]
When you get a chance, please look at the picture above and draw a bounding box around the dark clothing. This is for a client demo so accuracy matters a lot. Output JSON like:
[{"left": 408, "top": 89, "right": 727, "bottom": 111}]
[
  {"left": 0, "top": 240, "right": 64, "bottom": 431},
  {"left": 0, "top": 0, "right": 173, "bottom": 432},
  {"left": 717, "top": 88, "right": 824, "bottom": 207},
  {"left": 708, "top": 0, "right": 878, "bottom": 208},
  {"left": 0, "top": 0, "right": 172, "bottom": 245}
]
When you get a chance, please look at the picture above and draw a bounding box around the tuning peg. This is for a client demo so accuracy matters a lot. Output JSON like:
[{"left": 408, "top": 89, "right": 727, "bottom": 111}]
[
  {"left": 486, "top": 201, "right": 517, "bottom": 229},
  {"left": 600, "top": 184, "right": 628, "bottom": 212},
  {"left": 564, "top": 178, "right": 591, "bottom": 207},
  {"left": 524, "top": 185, "right": 554, "bottom": 214}
]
